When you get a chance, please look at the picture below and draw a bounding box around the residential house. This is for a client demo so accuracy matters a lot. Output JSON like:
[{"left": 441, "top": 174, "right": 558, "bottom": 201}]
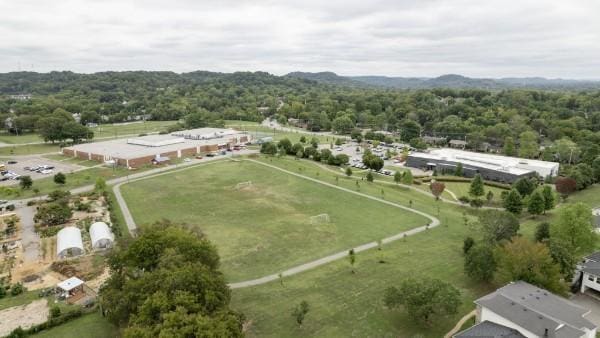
[{"left": 462, "top": 281, "right": 596, "bottom": 338}]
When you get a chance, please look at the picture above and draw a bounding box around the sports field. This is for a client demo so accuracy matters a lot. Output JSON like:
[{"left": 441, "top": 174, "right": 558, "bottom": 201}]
[
  {"left": 120, "top": 160, "right": 430, "bottom": 281},
  {"left": 226, "top": 156, "right": 487, "bottom": 337}
]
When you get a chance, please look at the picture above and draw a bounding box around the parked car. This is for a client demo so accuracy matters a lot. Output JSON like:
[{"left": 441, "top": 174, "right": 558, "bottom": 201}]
[
  {"left": 7, "top": 161, "right": 17, "bottom": 164},
  {"left": 40, "top": 169, "right": 53, "bottom": 175},
  {"left": 183, "top": 158, "right": 191, "bottom": 162},
  {"left": 195, "top": 155, "right": 203, "bottom": 159},
  {"left": 23, "top": 166, "right": 31, "bottom": 171}
]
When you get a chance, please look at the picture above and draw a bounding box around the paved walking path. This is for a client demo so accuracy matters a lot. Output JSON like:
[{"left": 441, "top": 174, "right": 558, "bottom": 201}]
[
  {"left": 228, "top": 159, "right": 440, "bottom": 288},
  {"left": 108, "top": 155, "right": 441, "bottom": 289},
  {"left": 444, "top": 309, "right": 476, "bottom": 338}
]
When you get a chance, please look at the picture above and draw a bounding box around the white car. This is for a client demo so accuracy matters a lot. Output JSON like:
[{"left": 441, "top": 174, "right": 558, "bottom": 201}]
[
  {"left": 40, "top": 169, "right": 53, "bottom": 174},
  {"left": 184, "top": 158, "right": 191, "bottom": 162}
]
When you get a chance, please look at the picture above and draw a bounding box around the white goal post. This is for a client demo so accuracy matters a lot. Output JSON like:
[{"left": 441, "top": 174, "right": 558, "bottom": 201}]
[
  {"left": 235, "top": 181, "right": 253, "bottom": 189},
  {"left": 310, "top": 213, "right": 330, "bottom": 225}
]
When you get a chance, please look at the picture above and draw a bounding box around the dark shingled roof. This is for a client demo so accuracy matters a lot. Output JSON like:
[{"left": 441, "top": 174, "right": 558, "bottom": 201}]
[
  {"left": 475, "top": 281, "right": 595, "bottom": 338},
  {"left": 585, "top": 251, "right": 600, "bottom": 263},
  {"left": 454, "top": 321, "right": 526, "bottom": 338},
  {"left": 582, "top": 260, "right": 600, "bottom": 277}
]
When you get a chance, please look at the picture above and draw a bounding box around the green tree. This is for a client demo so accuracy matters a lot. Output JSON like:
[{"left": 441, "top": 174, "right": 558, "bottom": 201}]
[
  {"left": 548, "top": 240, "right": 578, "bottom": 279},
  {"left": 527, "top": 190, "right": 545, "bottom": 217},
  {"left": 53, "top": 172, "right": 66, "bottom": 185},
  {"left": 469, "top": 174, "right": 485, "bottom": 199},
  {"left": 494, "top": 237, "right": 567, "bottom": 295},
  {"left": 19, "top": 176, "right": 32, "bottom": 190},
  {"left": 551, "top": 203, "right": 596, "bottom": 258},
  {"left": 464, "top": 244, "right": 496, "bottom": 282},
  {"left": 454, "top": 162, "right": 463, "bottom": 176},
  {"left": 100, "top": 221, "right": 243, "bottom": 337},
  {"left": 260, "top": 142, "right": 278, "bottom": 155},
  {"left": 503, "top": 189, "right": 523, "bottom": 214},
  {"left": 277, "top": 138, "right": 293, "bottom": 154},
  {"left": 479, "top": 210, "right": 520, "bottom": 244},
  {"left": 291, "top": 301, "right": 310, "bottom": 326},
  {"left": 34, "top": 202, "right": 72, "bottom": 226},
  {"left": 299, "top": 135, "right": 306, "bottom": 143},
  {"left": 534, "top": 222, "right": 551, "bottom": 242},
  {"left": 463, "top": 237, "right": 475, "bottom": 254},
  {"left": 332, "top": 116, "right": 355, "bottom": 134},
  {"left": 503, "top": 136, "right": 516, "bottom": 156},
  {"left": 401, "top": 170, "right": 413, "bottom": 185},
  {"left": 513, "top": 177, "right": 535, "bottom": 196},
  {"left": 541, "top": 185, "right": 555, "bottom": 213},
  {"left": 95, "top": 177, "right": 107, "bottom": 191},
  {"left": 384, "top": 278, "right": 461, "bottom": 326},
  {"left": 345, "top": 167, "right": 352, "bottom": 177},
  {"left": 518, "top": 131, "right": 539, "bottom": 158},
  {"left": 393, "top": 171, "right": 402, "bottom": 184}
]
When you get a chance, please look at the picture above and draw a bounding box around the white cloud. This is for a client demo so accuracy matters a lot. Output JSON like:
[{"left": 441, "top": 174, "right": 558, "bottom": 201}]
[{"left": 1, "top": 0, "right": 599, "bottom": 78}]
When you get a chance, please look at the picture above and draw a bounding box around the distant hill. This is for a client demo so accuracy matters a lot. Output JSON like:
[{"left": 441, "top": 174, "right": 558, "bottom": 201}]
[{"left": 286, "top": 72, "right": 600, "bottom": 90}]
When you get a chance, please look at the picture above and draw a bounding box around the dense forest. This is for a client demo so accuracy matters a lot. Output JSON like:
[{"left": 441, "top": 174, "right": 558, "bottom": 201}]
[{"left": 2, "top": 70, "right": 600, "bottom": 185}]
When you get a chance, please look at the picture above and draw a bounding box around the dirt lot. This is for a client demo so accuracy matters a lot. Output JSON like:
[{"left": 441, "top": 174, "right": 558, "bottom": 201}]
[
  {"left": 0, "top": 299, "right": 49, "bottom": 336},
  {"left": 0, "top": 155, "right": 83, "bottom": 186}
]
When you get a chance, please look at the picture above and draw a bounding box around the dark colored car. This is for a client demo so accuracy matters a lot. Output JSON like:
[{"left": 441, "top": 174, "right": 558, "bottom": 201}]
[{"left": 7, "top": 161, "right": 17, "bottom": 164}]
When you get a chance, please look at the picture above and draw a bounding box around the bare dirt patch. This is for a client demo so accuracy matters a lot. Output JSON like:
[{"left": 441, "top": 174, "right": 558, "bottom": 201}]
[{"left": 0, "top": 299, "right": 49, "bottom": 336}]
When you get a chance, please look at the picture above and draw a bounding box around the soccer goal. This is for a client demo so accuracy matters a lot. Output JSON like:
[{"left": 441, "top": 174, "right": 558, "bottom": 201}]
[
  {"left": 235, "top": 181, "right": 253, "bottom": 189},
  {"left": 310, "top": 213, "right": 330, "bottom": 225}
]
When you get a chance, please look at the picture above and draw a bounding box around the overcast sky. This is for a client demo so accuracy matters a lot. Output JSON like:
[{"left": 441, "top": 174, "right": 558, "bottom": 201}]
[{"left": 1, "top": 0, "right": 599, "bottom": 78}]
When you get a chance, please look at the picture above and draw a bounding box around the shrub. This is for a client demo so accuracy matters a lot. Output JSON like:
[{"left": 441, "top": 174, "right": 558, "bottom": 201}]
[
  {"left": 6, "top": 204, "right": 15, "bottom": 211},
  {"left": 10, "top": 283, "right": 24, "bottom": 296},
  {"left": 458, "top": 196, "right": 470, "bottom": 204},
  {"left": 50, "top": 305, "right": 61, "bottom": 318},
  {"left": 469, "top": 199, "right": 484, "bottom": 208}
]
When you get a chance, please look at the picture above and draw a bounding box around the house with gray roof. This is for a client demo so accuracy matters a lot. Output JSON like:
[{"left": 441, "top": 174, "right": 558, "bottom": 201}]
[
  {"left": 578, "top": 251, "right": 600, "bottom": 294},
  {"left": 465, "top": 281, "right": 596, "bottom": 338},
  {"left": 454, "top": 321, "right": 526, "bottom": 338}
]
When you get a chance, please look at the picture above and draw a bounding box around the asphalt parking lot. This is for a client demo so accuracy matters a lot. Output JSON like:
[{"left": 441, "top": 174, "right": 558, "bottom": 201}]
[
  {"left": 0, "top": 156, "right": 83, "bottom": 186},
  {"left": 325, "top": 141, "right": 428, "bottom": 176}
]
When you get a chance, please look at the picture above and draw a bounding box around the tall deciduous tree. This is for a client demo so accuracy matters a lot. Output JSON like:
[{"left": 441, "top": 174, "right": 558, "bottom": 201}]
[
  {"left": 469, "top": 174, "right": 485, "bottom": 199},
  {"left": 503, "top": 136, "right": 516, "bottom": 156},
  {"left": 100, "top": 221, "right": 243, "bottom": 337},
  {"left": 555, "top": 176, "right": 577, "bottom": 200},
  {"left": 551, "top": 203, "right": 596, "bottom": 258},
  {"left": 518, "top": 131, "right": 539, "bottom": 159},
  {"left": 479, "top": 210, "right": 520, "bottom": 244},
  {"left": 494, "top": 237, "right": 567, "bottom": 295},
  {"left": 384, "top": 278, "right": 461, "bottom": 326},
  {"left": 464, "top": 244, "right": 496, "bottom": 282},
  {"left": 503, "top": 189, "right": 523, "bottom": 214},
  {"left": 429, "top": 181, "right": 445, "bottom": 200},
  {"left": 527, "top": 190, "right": 545, "bottom": 217},
  {"left": 541, "top": 185, "right": 555, "bottom": 213}
]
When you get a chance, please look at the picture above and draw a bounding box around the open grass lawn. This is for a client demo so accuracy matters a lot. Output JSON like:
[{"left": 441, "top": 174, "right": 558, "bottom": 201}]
[
  {"left": 121, "top": 160, "right": 430, "bottom": 282},
  {"left": 0, "top": 121, "right": 178, "bottom": 146},
  {"left": 32, "top": 311, "right": 119, "bottom": 338},
  {"left": 228, "top": 156, "right": 490, "bottom": 337},
  {"left": 442, "top": 181, "right": 508, "bottom": 204},
  {"left": 0, "top": 164, "right": 154, "bottom": 199},
  {"left": 0, "top": 132, "right": 42, "bottom": 144},
  {"left": 0, "top": 290, "right": 40, "bottom": 311},
  {"left": 0, "top": 144, "right": 60, "bottom": 156},
  {"left": 236, "top": 125, "right": 335, "bottom": 145},
  {"left": 91, "top": 120, "right": 177, "bottom": 139}
]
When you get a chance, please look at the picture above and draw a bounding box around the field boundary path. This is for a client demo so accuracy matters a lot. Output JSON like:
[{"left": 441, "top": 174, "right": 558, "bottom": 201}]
[
  {"left": 228, "top": 159, "right": 440, "bottom": 288},
  {"left": 108, "top": 155, "right": 441, "bottom": 289}
]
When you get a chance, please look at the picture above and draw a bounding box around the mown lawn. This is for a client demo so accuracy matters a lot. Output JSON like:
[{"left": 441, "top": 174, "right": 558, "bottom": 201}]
[
  {"left": 0, "top": 144, "right": 60, "bottom": 156},
  {"left": 229, "top": 156, "right": 490, "bottom": 337},
  {"left": 0, "top": 121, "right": 178, "bottom": 145},
  {"left": 0, "top": 164, "right": 154, "bottom": 199},
  {"left": 0, "top": 290, "right": 39, "bottom": 311},
  {"left": 120, "top": 160, "right": 429, "bottom": 282},
  {"left": 32, "top": 311, "right": 119, "bottom": 338},
  {"left": 442, "top": 181, "right": 508, "bottom": 204}
]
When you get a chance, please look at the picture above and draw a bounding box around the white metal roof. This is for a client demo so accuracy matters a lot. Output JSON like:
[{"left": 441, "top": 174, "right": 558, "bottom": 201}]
[
  {"left": 89, "top": 222, "right": 114, "bottom": 248},
  {"left": 410, "top": 148, "right": 560, "bottom": 177},
  {"left": 57, "top": 277, "right": 84, "bottom": 291},
  {"left": 56, "top": 226, "right": 84, "bottom": 257}
]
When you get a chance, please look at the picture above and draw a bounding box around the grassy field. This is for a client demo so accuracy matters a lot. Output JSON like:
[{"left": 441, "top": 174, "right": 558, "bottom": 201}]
[
  {"left": 443, "top": 181, "right": 508, "bottom": 204},
  {"left": 0, "top": 144, "right": 60, "bottom": 156},
  {"left": 0, "top": 121, "right": 178, "bottom": 145},
  {"left": 32, "top": 312, "right": 119, "bottom": 338},
  {"left": 0, "top": 164, "right": 155, "bottom": 199},
  {"left": 228, "top": 156, "right": 488, "bottom": 337},
  {"left": 233, "top": 124, "right": 336, "bottom": 145},
  {"left": 0, "top": 290, "right": 40, "bottom": 311},
  {"left": 120, "top": 160, "right": 430, "bottom": 282}
]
